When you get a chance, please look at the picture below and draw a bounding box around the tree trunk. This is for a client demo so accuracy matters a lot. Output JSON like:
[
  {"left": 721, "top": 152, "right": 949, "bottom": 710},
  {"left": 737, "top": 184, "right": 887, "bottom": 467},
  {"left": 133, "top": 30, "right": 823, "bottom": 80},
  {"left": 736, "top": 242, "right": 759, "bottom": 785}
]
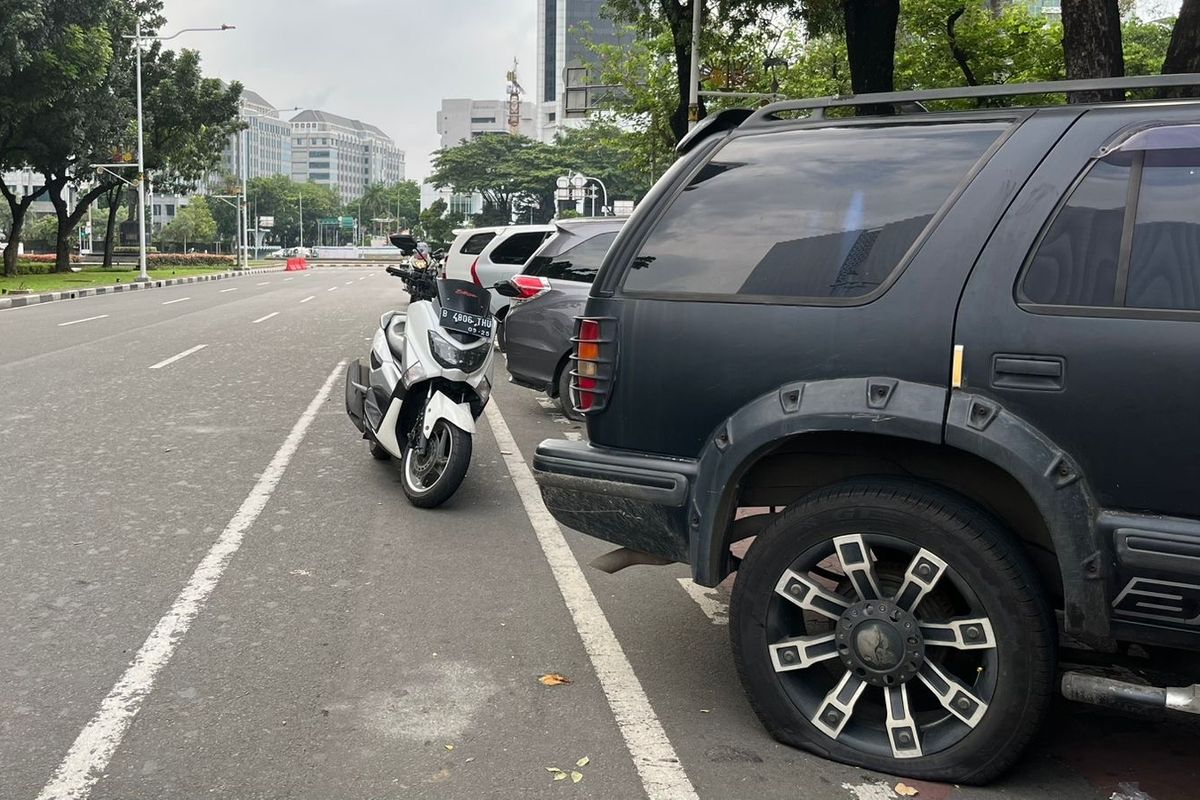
[
  {"left": 55, "top": 225, "right": 73, "bottom": 273},
  {"left": 0, "top": 183, "right": 47, "bottom": 277},
  {"left": 843, "top": 0, "right": 901, "bottom": 115},
  {"left": 1162, "top": 0, "right": 1200, "bottom": 98},
  {"left": 103, "top": 189, "right": 122, "bottom": 268},
  {"left": 1060, "top": 0, "right": 1125, "bottom": 103}
]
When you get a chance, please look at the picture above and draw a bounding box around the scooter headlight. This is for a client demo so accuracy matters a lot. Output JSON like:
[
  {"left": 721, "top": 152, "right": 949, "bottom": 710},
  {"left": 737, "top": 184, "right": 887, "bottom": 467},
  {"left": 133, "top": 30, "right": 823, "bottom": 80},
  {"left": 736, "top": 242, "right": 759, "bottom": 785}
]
[{"left": 428, "top": 330, "right": 488, "bottom": 372}]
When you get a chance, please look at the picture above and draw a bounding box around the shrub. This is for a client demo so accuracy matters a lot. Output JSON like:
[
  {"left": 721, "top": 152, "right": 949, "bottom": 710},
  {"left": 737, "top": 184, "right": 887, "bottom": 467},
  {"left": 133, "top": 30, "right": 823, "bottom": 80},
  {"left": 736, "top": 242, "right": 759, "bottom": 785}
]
[
  {"left": 146, "top": 253, "right": 234, "bottom": 267},
  {"left": 18, "top": 253, "right": 83, "bottom": 264}
]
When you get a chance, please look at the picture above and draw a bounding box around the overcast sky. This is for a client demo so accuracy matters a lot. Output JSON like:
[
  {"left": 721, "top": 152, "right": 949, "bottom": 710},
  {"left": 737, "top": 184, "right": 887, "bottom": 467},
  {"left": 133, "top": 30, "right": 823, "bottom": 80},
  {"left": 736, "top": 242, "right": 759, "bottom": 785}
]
[{"left": 160, "top": 0, "right": 539, "bottom": 183}]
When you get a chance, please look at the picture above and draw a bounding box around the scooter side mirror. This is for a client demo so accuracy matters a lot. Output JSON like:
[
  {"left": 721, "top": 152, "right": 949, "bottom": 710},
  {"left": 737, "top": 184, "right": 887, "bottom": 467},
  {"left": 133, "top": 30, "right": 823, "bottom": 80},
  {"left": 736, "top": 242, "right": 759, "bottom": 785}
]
[{"left": 389, "top": 233, "right": 418, "bottom": 254}]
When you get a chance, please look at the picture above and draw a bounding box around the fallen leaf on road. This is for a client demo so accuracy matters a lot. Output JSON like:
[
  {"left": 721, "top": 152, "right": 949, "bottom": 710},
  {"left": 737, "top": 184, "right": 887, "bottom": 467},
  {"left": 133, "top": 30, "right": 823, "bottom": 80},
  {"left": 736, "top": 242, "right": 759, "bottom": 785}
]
[
  {"left": 538, "top": 673, "right": 572, "bottom": 686},
  {"left": 571, "top": 771, "right": 583, "bottom": 783},
  {"left": 700, "top": 709, "right": 711, "bottom": 713},
  {"left": 444, "top": 744, "right": 454, "bottom": 750},
  {"left": 546, "top": 767, "right": 565, "bottom": 774},
  {"left": 895, "top": 783, "right": 919, "bottom": 796},
  {"left": 465, "top": 757, "right": 475, "bottom": 763},
  {"left": 575, "top": 756, "right": 589, "bottom": 767},
  {"left": 554, "top": 772, "right": 568, "bottom": 781}
]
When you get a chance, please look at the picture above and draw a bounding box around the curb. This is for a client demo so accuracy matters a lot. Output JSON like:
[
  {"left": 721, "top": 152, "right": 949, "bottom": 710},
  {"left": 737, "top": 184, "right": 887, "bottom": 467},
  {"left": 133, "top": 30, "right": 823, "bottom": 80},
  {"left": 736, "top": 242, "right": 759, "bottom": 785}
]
[{"left": 0, "top": 266, "right": 290, "bottom": 311}]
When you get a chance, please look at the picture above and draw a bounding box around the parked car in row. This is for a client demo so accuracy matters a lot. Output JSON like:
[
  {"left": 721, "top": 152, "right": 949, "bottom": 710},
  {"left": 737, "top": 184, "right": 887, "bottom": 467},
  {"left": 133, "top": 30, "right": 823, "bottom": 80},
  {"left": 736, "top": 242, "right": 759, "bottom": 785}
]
[
  {"left": 496, "top": 218, "right": 625, "bottom": 421},
  {"left": 531, "top": 75, "right": 1200, "bottom": 784},
  {"left": 443, "top": 224, "right": 554, "bottom": 314}
]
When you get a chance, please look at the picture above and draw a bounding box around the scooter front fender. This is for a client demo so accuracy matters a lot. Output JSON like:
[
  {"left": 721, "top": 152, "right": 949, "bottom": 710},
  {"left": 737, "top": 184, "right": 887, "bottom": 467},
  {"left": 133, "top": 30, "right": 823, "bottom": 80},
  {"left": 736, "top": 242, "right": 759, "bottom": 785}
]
[{"left": 422, "top": 390, "right": 476, "bottom": 437}]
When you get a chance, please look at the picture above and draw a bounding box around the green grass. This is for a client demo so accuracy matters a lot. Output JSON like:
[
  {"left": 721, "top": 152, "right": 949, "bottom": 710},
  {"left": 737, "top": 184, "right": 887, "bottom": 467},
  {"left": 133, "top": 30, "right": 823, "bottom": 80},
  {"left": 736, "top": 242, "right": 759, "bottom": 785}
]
[{"left": 0, "top": 267, "right": 239, "bottom": 295}]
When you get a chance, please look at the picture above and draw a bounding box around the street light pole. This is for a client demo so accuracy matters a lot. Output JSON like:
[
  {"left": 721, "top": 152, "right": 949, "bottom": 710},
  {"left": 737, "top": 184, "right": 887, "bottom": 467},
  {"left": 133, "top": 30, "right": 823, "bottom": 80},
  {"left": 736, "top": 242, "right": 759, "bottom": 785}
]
[
  {"left": 240, "top": 123, "right": 248, "bottom": 268},
  {"left": 134, "top": 18, "right": 148, "bottom": 281},
  {"left": 125, "top": 22, "right": 234, "bottom": 279},
  {"left": 298, "top": 191, "right": 303, "bottom": 249},
  {"left": 688, "top": 0, "right": 702, "bottom": 130}
]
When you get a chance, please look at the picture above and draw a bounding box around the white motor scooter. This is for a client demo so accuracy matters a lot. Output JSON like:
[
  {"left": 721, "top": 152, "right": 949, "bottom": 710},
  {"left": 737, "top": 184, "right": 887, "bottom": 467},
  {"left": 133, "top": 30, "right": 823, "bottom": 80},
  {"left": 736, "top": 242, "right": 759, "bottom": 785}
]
[{"left": 345, "top": 234, "right": 495, "bottom": 507}]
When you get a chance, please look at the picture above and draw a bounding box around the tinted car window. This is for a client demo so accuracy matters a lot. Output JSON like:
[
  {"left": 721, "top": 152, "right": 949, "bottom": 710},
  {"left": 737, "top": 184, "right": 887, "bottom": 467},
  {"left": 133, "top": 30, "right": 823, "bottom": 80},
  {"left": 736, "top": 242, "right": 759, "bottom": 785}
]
[
  {"left": 622, "top": 122, "right": 1007, "bottom": 300},
  {"left": 525, "top": 231, "right": 618, "bottom": 283},
  {"left": 1022, "top": 156, "right": 1129, "bottom": 307},
  {"left": 490, "top": 231, "right": 552, "bottom": 265},
  {"left": 460, "top": 232, "right": 496, "bottom": 256},
  {"left": 1126, "top": 148, "right": 1200, "bottom": 310}
]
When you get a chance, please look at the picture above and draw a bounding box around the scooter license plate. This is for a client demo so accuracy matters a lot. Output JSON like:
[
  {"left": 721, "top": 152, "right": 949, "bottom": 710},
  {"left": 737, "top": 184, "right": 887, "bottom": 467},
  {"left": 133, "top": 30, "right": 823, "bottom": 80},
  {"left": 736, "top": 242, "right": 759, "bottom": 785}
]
[{"left": 439, "top": 308, "right": 494, "bottom": 338}]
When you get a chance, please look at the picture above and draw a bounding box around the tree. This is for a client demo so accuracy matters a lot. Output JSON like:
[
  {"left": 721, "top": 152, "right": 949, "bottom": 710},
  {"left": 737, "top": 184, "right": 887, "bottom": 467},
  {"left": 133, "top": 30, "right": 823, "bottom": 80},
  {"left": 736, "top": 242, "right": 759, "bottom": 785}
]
[
  {"left": 1163, "top": 0, "right": 1200, "bottom": 96},
  {"left": 239, "top": 176, "right": 340, "bottom": 248},
  {"left": 158, "top": 196, "right": 215, "bottom": 251},
  {"left": 1060, "top": 0, "right": 1125, "bottom": 101},
  {"left": 357, "top": 180, "right": 420, "bottom": 233},
  {"left": 843, "top": 0, "right": 901, "bottom": 107},
  {"left": 430, "top": 135, "right": 551, "bottom": 223},
  {"left": 603, "top": 0, "right": 799, "bottom": 142},
  {"left": 0, "top": 0, "right": 116, "bottom": 275},
  {"left": 415, "top": 199, "right": 462, "bottom": 247}
]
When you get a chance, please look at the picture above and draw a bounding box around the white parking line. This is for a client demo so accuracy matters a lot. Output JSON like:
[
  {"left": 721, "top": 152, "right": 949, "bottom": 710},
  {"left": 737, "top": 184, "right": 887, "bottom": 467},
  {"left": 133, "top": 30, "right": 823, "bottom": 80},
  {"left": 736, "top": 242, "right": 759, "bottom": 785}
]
[
  {"left": 148, "top": 344, "right": 207, "bottom": 370},
  {"left": 300, "top": 295, "right": 315, "bottom": 304},
  {"left": 57, "top": 314, "right": 109, "bottom": 327},
  {"left": 327, "top": 286, "right": 338, "bottom": 292},
  {"left": 676, "top": 578, "right": 729, "bottom": 625},
  {"left": 219, "top": 287, "right": 238, "bottom": 293},
  {"left": 35, "top": 362, "right": 345, "bottom": 800},
  {"left": 161, "top": 297, "right": 189, "bottom": 306},
  {"left": 251, "top": 312, "right": 280, "bottom": 324},
  {"left": 485, "top": 402, "right": 699, "bottom": 800}
]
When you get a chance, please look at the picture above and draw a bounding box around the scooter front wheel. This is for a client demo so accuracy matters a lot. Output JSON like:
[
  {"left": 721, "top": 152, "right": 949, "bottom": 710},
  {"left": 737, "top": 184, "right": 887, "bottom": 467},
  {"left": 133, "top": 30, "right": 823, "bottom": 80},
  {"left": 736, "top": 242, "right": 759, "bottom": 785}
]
[{"left": 400, "top": 419, "right": 472, "bottom": 508}]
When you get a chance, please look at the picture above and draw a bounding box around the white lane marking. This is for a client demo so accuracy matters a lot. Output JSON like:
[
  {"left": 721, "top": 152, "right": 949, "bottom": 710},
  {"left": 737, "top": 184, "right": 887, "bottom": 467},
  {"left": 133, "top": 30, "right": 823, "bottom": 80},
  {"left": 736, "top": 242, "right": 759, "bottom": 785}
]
[
  {"left": 300, "top": 295, "right": 315, "bottom": 304},
  {"left": 57, "top": 314, "right": 109, "bottom": 327},
  {"left": 484, "top": 402, "right": 699, "bottom": 800},
  {"left": 148, "top": 344, "right": 207, "bottom": 370},
  {"left": 327, "top": 286, "right": 338, "bottom": 292},
  {"left": 256, "top": 281, "right": 270, "bottom": 286},
  {"left": 283, "top": 277, "right": 295, "bottom": 282},
  {"left": 358, "top": 276, "right": 366, "bottom": 281},
  {"left": 251, "top": 312, "right": 280, "bottom": 324},
  {"left": 35, "top": 362, "right": 345, "bottom": 800},
  {"left": 219, "top": 287, "right": 238, "bottom": 293},
  {"left": 676, "top": 578, "right": 729, "bottom": 626},
  {"left": 344, "top": 280, "right": 354, "bottom": 286},
  {"left": 161, "top": 297, "right": 190, "bottom": 306},
  {"left": 842, "top": 782, "right": 899, "bottom": 800}
]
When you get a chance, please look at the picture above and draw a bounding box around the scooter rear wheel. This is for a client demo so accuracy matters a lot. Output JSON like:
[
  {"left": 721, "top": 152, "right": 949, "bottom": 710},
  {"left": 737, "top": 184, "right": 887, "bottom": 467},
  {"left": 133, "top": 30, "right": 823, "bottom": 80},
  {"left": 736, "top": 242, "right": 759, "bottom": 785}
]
[{"left": 400, "top": 419, "right": 472, "bottom": 508}]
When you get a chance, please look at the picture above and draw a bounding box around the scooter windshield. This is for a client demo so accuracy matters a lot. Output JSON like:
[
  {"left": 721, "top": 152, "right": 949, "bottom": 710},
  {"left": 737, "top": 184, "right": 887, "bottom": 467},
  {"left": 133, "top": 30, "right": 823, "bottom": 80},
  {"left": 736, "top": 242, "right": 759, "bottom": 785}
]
[{"left": 437, "top": 279, "right": 492, "bottom": 317}]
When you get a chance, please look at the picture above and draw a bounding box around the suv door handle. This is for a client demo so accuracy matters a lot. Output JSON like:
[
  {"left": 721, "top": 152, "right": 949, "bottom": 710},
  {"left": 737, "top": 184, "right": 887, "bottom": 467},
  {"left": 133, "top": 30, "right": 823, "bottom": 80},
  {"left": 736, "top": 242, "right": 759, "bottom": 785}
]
[{"left": 992, "top": 354, "right": 1065, "bottom": 391}]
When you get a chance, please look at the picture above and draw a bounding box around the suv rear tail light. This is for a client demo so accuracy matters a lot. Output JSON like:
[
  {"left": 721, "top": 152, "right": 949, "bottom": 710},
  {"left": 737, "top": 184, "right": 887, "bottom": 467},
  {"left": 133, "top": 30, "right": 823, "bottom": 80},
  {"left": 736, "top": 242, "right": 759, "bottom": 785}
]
[
  {"left": 469, "top": 257, "right": 481, "bottom": 286},
  {"left": 508, "top": 275, "right": 551, "bottom": 302},
  {"left": 570, "top": 317, "right": 615, "bottom": 414}
]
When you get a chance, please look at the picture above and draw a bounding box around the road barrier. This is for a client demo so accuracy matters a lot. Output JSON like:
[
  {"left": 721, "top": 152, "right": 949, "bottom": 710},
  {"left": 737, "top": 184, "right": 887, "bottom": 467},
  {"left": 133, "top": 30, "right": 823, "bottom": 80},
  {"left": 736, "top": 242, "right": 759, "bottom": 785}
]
[{"left": 285, "top": 257, "right": 308, "bottom": 271}]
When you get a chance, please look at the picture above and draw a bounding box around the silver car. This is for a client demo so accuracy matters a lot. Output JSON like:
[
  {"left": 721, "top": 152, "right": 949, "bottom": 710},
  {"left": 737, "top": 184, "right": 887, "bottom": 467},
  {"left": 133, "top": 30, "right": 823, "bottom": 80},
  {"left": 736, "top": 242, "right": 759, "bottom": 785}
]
[{"left": 497, "top": 218, "right": 625, "bottom": 421}]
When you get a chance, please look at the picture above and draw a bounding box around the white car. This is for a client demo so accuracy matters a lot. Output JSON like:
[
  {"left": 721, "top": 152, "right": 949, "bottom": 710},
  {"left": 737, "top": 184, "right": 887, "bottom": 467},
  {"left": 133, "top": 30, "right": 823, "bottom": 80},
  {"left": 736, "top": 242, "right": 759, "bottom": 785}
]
[{"left": 444, "top": 225, "right": 555, "bottom": 312}]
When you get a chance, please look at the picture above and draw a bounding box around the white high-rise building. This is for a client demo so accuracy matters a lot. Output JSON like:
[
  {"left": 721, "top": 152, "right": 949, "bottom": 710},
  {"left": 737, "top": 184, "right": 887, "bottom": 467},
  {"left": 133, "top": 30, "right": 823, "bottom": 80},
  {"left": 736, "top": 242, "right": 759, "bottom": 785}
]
[
  {"left": 290, "top": 110, "right": 405, "bottom": 203},
  {"left": 535, "top": 0, "right": 625, "bottom": 142},
  {"left": 437, "top": 99, "right": 537, "bottom": 148}
]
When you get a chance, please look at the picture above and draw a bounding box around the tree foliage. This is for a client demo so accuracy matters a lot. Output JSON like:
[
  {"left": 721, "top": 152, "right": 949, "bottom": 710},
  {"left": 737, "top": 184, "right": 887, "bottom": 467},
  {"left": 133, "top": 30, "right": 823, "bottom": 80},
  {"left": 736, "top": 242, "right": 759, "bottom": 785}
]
[
  {"left": 415, "top": 199, "right": 463, "bottom": 247},
  {"left": 238, "top": 175, "right": 341, "bottom": 249},
  {"left": 357, "top": 181, "right": 421, "bottom": 231},
  {"left": 158, "top": 195, "right": 215, "bottom": 250}
]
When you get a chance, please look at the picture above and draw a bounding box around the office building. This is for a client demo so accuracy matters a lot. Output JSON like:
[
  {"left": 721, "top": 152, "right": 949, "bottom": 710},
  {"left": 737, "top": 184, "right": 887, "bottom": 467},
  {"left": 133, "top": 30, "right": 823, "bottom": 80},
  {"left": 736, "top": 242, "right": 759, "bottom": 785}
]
[
  {"left": 536, "top": 0, "right": 625, "bottom": 141},
  {"left": 437, "top": 99, "right": 537, "bottom": 148},
  {"left": 290, "top": 110, "right": 406, "bottom": 204}
]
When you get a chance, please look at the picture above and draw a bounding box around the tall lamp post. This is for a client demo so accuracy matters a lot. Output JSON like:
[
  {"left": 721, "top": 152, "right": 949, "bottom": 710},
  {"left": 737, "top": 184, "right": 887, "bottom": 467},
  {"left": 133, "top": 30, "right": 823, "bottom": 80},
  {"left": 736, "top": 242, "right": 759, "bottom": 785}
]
[
  {"left": 125, "top": 21, "right": 235, "bottom": 282},
  {"left": 239, "top": 105, "right": 298, "bottom": 267}
]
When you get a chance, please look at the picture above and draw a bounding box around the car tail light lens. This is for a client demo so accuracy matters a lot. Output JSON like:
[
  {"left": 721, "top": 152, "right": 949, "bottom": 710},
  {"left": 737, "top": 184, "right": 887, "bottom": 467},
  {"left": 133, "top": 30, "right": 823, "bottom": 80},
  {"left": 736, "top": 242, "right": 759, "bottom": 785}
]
[
  {"left": 509, "top": 275, "right": 551, "bottom": 302},
  {"left": 469, "top": 257, "right": 481, "bottom": 286},
  {"left": 571, "top": 317, "right": 613, "bottom": 414}
]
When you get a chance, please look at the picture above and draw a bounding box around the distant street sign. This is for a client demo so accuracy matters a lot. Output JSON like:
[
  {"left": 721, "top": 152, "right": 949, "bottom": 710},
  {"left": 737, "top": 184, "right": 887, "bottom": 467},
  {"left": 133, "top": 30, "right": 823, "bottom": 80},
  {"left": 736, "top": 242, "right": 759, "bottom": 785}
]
[
  {"left": 259, "top": 216, "right": 274, "bottom": 229},
  {"left": 318, "top": 217, "right": 338, "bottom": 225},
  {"left": 339, "top": 216, "right": 355, "bottom": 229}
]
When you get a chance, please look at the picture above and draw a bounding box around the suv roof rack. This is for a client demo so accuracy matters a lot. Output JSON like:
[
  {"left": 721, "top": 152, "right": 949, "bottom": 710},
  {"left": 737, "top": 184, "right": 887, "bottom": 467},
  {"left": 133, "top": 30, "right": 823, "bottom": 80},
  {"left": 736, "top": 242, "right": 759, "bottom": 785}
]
[{"left": 742, "top": 73, "right": 1200, "bottom": 127}]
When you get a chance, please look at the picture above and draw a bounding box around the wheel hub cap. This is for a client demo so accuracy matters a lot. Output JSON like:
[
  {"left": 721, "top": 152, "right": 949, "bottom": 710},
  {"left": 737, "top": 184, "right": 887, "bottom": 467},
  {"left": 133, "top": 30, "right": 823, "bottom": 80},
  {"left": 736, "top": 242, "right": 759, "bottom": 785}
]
[{"left": 837, "top": 600, "right": 924, "bottom": 687}]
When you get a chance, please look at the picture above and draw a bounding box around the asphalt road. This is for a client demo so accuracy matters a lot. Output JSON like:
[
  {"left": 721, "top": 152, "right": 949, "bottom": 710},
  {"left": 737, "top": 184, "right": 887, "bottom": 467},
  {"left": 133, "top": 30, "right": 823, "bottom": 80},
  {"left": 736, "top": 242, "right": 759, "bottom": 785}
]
[{"left": 2, "top": 267, "right": 1198, "bottom": 800}]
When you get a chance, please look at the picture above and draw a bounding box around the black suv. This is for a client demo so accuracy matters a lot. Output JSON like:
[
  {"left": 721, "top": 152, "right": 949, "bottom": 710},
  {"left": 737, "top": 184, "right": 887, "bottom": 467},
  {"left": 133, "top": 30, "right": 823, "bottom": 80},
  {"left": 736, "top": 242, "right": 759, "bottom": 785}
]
[{"left": 533, "top": 75, "right": 1200, "bottom": 784}]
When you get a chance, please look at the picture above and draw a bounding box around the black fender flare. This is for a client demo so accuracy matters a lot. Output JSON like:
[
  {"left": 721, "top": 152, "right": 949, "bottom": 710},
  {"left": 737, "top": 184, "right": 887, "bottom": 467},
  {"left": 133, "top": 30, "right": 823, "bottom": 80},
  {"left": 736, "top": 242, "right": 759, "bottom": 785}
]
[
  {"left": 688, "top": 380, "right": 1112, "bottom": 649},
  {"left": 689, "top": 377, "right": 946, "bottom": 582}
]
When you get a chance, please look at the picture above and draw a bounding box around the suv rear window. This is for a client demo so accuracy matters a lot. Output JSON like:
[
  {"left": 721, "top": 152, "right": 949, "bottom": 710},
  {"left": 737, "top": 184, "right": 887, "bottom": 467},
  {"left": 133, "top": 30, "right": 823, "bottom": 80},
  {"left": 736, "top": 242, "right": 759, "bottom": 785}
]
[
  {"left": 622, "top": 122, "right": 1007, "bottom": 301},
  {"left": 489, "top": 231, "right": 552, "bottom": 265},
  {"left": 525, "top": 231, "right": 618, "bottom": 283},
  {"left": 459, "top": 232, "right": 496, "bottom": 256}
]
